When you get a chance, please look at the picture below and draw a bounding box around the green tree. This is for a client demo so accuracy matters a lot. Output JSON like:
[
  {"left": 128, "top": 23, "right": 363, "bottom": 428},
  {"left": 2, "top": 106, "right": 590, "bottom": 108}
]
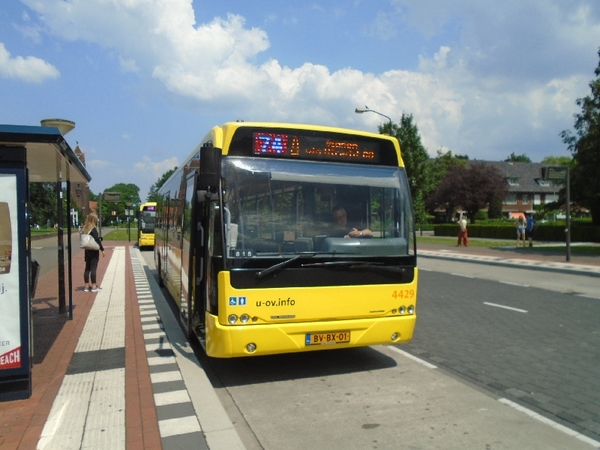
[
  {"left": 427, "top": 162, "right": 507, "bottom": 224},
  {"left": 423, "top": 150, "right": 469, "bottom": 220},
  {"left": 428, "top": 149, "right": 468, "bottom": 189},
  {"left": 380, "top": 113, "right": 432, "bottom": 223},
  {"left": 29, "top": 183, "right": 80, "bottom": 228},
  {"left": 30, "top": 182, "right": 57, "bottom": 227},
  {"left": 147, "top": 167, "right": 177, "bottom": 202},
  {"left": 99, "top": 183, "right": 141, "bottom": 226},
  {"left": 561, "top": 49, "right": 600, "bottom": 225},
  {"left": 505, "top": 152, "right": 532, "bottom": 162},
  {"left": 541, "top": 156, "right": 573, "bottom": 167}
]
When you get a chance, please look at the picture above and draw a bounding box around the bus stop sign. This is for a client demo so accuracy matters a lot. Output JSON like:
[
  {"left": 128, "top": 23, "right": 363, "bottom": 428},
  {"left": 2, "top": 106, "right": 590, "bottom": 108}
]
[
  {"left": 542, "top": 166, "right": 568, "bottom": 181},
  {"left": 103, "top": 192, "right": 121, "bottom": 202}
]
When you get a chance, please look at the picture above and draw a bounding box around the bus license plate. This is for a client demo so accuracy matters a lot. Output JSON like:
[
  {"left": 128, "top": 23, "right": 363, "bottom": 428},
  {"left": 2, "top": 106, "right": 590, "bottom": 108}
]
[{"left": 305, "top": 331, "right": 351, "bottom": 345}]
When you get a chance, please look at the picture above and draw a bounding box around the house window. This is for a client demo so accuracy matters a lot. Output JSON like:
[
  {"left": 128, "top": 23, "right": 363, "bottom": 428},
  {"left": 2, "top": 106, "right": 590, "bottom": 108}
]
[
  {"left": 544, "top": 194, "right": 558, "bottom": 204},
  {"left": 536, "top": 179, "right": 550, "bottom": 187},
  {"left": 521, "top": 194, "right": 529, "bottom": 204},
  {"left": 534, "top": 194, "right": 541, "bottom": 205},
  {"left": 507, "top": 178, "right": 520, "bottom": 186},
  {"left": 504, "top": 194, "right": 517, "bottom": 205}
]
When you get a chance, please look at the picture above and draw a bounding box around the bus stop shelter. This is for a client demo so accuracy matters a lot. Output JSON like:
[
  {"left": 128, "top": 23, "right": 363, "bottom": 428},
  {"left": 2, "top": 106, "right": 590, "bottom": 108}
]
[{"left": 0, "top": 123, "right": 91, "bottom": 401}]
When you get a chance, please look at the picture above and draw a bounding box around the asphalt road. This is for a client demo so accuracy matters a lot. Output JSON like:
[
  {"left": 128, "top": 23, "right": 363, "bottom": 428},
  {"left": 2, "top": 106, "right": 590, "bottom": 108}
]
[
  {"left": 31, "top": 231, "right": 82, "bottom": 277},
  {"left": 185, "top": 259, "right": 600, "bottom": 449},
  {"left": 31, "top": 229, "right": 116, "bottom": 277},
  {"left": 407, "top": 258, "right": 600, "bottom": 443}
]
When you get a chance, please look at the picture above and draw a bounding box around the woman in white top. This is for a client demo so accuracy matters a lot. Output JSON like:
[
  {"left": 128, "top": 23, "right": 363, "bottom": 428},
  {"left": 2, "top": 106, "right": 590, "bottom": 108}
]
[{"left": 515, "top": 215, "right": 526, "bottom": 247}]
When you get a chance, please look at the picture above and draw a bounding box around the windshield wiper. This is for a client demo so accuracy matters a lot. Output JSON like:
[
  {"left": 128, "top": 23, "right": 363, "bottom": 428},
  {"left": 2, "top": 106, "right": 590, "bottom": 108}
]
[
  {"left": 254, "top": 252, "right": 361, "bottom": 280},
  {"left": 256, "top": 254, "right": 311, "bottom": 279},
  {"left": 303, "top": 261, "right": 405, "bottom": 274},
  {"left": 301, "top": 261, "right": 364, "bottom": 267},
  {"left": 349, "top": 263, "right": 406, "bottom": 274}
]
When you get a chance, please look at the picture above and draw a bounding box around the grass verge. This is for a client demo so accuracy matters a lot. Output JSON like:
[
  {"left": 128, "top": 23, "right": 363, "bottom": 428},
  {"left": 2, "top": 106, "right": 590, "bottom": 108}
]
[
  {"left": 103, "top": 229, "right": 136, "bottom": 241},
  {"left": 417, "top": 236, "right": 600, "bottom": 255}
]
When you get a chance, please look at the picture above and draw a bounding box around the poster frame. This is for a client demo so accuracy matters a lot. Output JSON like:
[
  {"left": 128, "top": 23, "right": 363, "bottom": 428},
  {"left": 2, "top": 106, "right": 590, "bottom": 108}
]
[{"left": 0, "top": 161, "right": 32, "bottom": 401}]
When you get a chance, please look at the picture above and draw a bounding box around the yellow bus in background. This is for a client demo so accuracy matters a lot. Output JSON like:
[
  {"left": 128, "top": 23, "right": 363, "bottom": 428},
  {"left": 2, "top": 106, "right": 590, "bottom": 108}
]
[
  {"left": 155, "top": 122, "right": 418, "bottom": 358},
  {"left": 138, "top": 202, "right": 156, "bottom": 249}
]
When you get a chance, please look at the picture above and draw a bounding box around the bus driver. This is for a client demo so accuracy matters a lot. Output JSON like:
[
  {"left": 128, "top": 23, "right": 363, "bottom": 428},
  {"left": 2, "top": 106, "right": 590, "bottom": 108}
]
[{"left": 330, "top": 205, "right": 372, "bottom": 238}]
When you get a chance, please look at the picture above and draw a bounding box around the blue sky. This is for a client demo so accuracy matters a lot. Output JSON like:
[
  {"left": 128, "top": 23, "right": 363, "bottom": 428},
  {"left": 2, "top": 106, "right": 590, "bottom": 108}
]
[{"left": 1, "top": 0, "right": 600, "bottom": 200}]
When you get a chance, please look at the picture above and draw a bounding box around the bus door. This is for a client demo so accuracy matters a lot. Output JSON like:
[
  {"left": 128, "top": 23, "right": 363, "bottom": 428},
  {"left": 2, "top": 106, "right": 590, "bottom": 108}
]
[
  {"left": 157, "top": 194, "right": 171, "bottom": 286},
  {"left": 181, "top": 172, "right": 198, "bottom": 335},
  {"left": 192, "top": 192, "right": 224, "bottom": 339},
  {"left": 193, "top": 144, "right": 223, "bottom": 340}
]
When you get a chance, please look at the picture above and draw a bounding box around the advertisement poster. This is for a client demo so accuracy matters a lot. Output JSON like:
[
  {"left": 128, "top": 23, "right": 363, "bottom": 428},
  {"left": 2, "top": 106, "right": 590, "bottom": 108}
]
[{"left": 0, "top": 174, "right": 20, "bottom": 370}]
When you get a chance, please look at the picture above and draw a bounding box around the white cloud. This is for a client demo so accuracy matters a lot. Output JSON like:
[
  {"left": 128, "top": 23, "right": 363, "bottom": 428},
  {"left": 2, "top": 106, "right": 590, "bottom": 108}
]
[
  {"left": 134, "top": 156, "right": 179, "bottom": 185},
  {"left": 87, "top": 159, "right": 112, "bottom": 170},
  {"left": 21, "top": 0, "right": 600, "bottom": 161},
  {"left": 364, "top": 11, "right": 398, "bottom": 40},
  {"left": 392, "top": 0, "right": 600, "bottom": 82},
  {"left": 0, "top": 42, "right": 59, "bottom": 83},
  {"left": 119, "top": 57, "right": 139, "bottom": 73}
]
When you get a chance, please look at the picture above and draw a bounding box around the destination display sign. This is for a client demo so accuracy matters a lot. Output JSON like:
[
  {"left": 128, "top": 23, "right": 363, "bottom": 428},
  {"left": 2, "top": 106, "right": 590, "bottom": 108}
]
[
  {"left": 228, "top": 127, "right": 399, "bottom": 166},
  {"left": 253, "top": 132, "right": 379, "bottom": 162}
]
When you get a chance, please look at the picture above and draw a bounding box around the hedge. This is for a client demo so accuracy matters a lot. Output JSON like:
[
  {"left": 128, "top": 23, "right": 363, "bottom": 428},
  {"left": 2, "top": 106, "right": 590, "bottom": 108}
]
[{"left": 434, "top": 224, "right": 600, "bottom": 242}]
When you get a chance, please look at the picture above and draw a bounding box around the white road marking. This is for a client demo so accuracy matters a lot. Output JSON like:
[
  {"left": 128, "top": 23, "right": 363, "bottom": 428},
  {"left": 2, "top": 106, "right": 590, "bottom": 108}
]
[
  {"left": 498, "top": 399, "right": 600, "bottom": 448},
  {"left": 388, "top": 346, "right": 438, "bottom": 369},
  {"left": 499, "top": 281, "right": 530, "bottom": 287},
  {"left": 484, "top": 302, "right": 528, "bottom": 313}
]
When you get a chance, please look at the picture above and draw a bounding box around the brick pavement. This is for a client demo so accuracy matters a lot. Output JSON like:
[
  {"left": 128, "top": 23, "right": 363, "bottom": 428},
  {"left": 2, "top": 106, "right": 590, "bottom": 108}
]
[{"left": 0, "top": 242, "right": 161, "bottom": 450}]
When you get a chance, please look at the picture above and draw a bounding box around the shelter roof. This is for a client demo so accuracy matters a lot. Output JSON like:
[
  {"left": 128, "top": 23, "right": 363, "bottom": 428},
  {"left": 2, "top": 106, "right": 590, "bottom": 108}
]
[{"left": 0, "top": 124, "right": 91, "bottom": 184}]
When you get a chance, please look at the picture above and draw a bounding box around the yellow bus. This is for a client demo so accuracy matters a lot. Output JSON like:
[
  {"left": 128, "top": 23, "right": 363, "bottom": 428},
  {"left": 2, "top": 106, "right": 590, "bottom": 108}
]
[
  {"left": 138, "top": 202, "right": 157, "bottom": 249},
  {"left": 155, "top": 122, "right": 418, "bottom": 358}
]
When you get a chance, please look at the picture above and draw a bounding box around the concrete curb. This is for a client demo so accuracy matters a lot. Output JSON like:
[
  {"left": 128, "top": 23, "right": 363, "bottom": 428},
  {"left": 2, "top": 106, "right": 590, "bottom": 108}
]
[{"left": 418, "top": 249, "right": 600, "bottom": 278}]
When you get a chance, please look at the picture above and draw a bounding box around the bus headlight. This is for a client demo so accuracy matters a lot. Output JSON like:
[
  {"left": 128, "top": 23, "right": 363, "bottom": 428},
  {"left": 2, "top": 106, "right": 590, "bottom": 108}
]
[
  {"left": 246, "top": 343, "right": 257, "bottom": 353},
  {"left": 399, "top": 306, "right": 406, "bottom": 314},
  {"left": 240, "top": 314, "right": 250, "bottom": 324},
  {"left": 408, "top": 305, "right": 415, "bottom": 314},
  {"left": 391, "top": 332, "right": 399, "bottom": 341},
  {"left": 228, "top": 314, "right": 238, "bottom": 324}
]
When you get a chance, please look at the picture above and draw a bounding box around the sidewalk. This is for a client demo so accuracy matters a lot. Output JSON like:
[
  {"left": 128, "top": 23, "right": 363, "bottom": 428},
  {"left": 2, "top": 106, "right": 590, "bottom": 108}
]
[
  {"left": 0, "top": 243, "right": 243, "bottom": 450},
  {"left": 417, "top": 236, "right": 600, "bottom": 277}
]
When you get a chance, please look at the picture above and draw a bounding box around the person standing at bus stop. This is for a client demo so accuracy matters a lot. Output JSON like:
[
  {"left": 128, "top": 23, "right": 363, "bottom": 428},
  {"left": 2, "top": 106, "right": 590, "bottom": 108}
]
[
  {"left": 457, "top": 215, "right": 468, "bottom": 247},
  {"left": 82, "top": 213, "right": 105, "bottom": 292},
  {"left": 515, "top": 215, "right": 526, "bottom": 247},
  {"left": 525, "top": 213, "right": 537, "bottom": 248}
]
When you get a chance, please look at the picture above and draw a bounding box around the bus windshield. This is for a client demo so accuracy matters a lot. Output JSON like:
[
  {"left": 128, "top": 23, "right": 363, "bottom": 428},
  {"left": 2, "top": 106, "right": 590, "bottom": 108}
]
[
  {"left": 140, "top": 210, "right": 156, "bottom": 233},
  {"left": 221, "top": 158, "right": 414, "bottom": 259}
]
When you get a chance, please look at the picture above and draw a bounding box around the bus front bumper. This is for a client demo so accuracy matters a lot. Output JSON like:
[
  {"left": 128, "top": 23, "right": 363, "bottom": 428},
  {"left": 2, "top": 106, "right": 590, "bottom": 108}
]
[{"left": 204, "top": 313, "right": 416, "bottom": 358}]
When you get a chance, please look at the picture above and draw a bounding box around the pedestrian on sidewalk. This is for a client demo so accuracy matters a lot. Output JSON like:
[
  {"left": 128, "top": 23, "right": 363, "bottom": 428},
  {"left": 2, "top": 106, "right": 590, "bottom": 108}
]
[
  {"left": 525, "top": 213, "right": 537, "bottom": 247},
  {"left": 82, "top": 213, "right": 105, "bottom": 292},
  {"left": 457, "top": 215, "right": 469, "bottom": 246},
  {"left": 515, "top": 215, "right": 526, "bottom": 247}
]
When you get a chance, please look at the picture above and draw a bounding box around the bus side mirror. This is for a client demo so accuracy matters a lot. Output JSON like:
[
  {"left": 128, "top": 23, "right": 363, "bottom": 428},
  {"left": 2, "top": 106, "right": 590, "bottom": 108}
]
[{"left": 199, "top": 144, "right": 222, "bottom": 190}]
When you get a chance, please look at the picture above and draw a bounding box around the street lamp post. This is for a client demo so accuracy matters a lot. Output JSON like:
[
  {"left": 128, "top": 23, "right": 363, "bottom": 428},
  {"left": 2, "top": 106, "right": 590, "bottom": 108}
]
[{"left": 355, "top": 106, "right": 393, "bottom": 135}]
